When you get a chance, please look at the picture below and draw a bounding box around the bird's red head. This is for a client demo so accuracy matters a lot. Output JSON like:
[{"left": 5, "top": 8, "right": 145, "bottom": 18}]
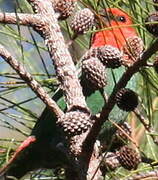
[{"left": 91, "top": 8, "right": 137, "bottom": 49}]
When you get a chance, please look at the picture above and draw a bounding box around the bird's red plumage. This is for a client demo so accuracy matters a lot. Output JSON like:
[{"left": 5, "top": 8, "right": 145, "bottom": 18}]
[{"left": 91, "top": 8, "right": 137, "bottom": 49}]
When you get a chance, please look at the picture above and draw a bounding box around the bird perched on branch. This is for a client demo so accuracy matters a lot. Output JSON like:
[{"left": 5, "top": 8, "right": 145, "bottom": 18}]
[{"left": 0, "top": 7, "right": 139, "bottom": 180}]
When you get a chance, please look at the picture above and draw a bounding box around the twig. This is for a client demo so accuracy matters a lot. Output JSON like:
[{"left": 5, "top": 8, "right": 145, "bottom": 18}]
[
  {"left": 0, "top": 12, "right": 41, "bottom": 26},
  {"left": 134, "top": 108, "right": 158, "bottom": 145},
  {"left": 101, "top": 38, "right": 158, "bottom": 120},
  {"left": 134, "top": 108, "right": 150, "bottom": 130},
  {"left": 108, "top": 119, "right": 137, "bottom": 147},
  {"left": 125, "top": 169, "right": 158, "bottom": 180},
  {"left": 0, "top": 44, "right": 63, "bottom": 118}
]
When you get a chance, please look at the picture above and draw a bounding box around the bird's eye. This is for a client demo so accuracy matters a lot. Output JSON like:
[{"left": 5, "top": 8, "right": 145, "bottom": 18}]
[{"left": 117, "top": 16, "right": 126, "bottom": 22}]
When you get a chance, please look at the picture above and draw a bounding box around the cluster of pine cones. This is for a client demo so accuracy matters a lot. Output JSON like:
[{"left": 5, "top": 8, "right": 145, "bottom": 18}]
[{"left": 53, "top": 0, "right": 158, "bottom": 172}]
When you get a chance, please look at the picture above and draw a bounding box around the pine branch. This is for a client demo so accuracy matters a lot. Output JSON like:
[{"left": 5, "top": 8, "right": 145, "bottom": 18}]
[
  {"left": 0, "top": 44, "right": 63, "bottom": 118},
  {"left": 0, "top": 12, "right": 40, "bottom": 25},
  {"left": 86, "top": 38, "right": 158, "bottom": 146},
  {"left": 24, "top": 1, "right": 100, "bottom": 179},
  {"left": 26, "top": 0, "right": 88, "bottom": 111}
]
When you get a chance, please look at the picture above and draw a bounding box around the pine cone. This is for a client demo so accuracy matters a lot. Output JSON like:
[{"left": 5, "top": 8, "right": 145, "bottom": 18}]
[
  {"left": 98, "top": 45, "right": 123, "bottom": 69},
  {"left": 117, "top": 146, "right": 141, "bottom": 170},
  {"left": 70, "top": 8, "right": 95, "bottom": 34},
  {"left": 81, "top": 57, "right": 107, "bottom": 90},
  {"left": 116, "top": 88, "right": 138, "bottom": 111},
  {"left": 53, "top": 0, "right": 77, "bottom": 20},
  {"left": 57, "top": 111, "right": 92, "bottom": 137},
  {"left": 81, "top": 47, "right": 100, "bottom": 61},
  {"left": 145, "top": 12, "right": 158, "bottom": 36},
  {"left": 122, "top": 36, "right": 144, "bottom": 67},
  {"left": 153, "top": 0, "right": 158, "bottom": 11},
  {"left": 153, "top": 56, "right": 158, "bottom": 73}
]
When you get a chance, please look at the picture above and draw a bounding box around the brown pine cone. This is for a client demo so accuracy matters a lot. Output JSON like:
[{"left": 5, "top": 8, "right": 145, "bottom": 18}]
[
  {"left": 98, "top": 45, "right": 123, "bottom": 69},
  {"left": 116, "top": 88, "right": 138, "bottom": 111},
  {"left": 117, "top": 146, "right": 141, "bottom": 170},
  {"left": 70, "top": 8, "right": 95, "bottom": 34},
  {"left": 145, "top": 12, "right": 158, "bottom": 36},
  {"left": 57, "top": 111, "right": 92, "bottom": 137},
  {"left": 53, "top": 0, "right": 77, "bottom": 20},
  {"left": 81, "top": 57, "right": 107, "bottom": 90},
  {"left": 122, "top": 36, "right": 144, "bottom": 67},
  {"left": 153, "top": 56, "right": 158, "bottom": 73}
]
